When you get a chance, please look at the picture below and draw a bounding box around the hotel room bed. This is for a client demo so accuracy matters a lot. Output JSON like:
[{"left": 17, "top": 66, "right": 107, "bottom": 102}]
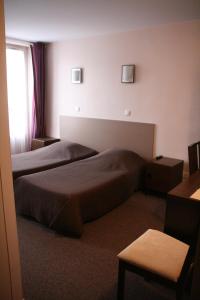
[
  {"left": 14, "top": 148, "right": 146, "bottom": 236},
  {"left": 12, "top": 140, "right": 97, "bottom": 179}
]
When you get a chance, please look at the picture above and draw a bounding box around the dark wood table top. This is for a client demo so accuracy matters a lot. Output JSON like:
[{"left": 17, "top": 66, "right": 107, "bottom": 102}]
[
  {"left": 152, "top": 157, "right": 183, "bottom": 167},
  {"left": 168, "top": 170, "right": 200, "bottom": 203},
  {"left": 167, "top": 171, "right": 200, "bottom": 300}
]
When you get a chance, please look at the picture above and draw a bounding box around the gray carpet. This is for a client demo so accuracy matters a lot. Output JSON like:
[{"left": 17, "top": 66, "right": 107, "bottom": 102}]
[{"left": 17, "top": 192, "right": 177, "bottom": 300}]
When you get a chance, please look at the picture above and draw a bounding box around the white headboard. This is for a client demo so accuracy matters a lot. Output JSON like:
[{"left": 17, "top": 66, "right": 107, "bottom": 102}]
[{"left": 60, "top": 115, "right": 155, "bottom": 160}]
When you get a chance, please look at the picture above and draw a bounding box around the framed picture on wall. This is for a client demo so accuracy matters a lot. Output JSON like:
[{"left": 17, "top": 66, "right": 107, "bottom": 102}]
[
  {"left": 71, "top": 68, "right": 82, "bottom": 83},
  {"left": 121, "top": 64, "right": 135, "bottom": 83}
]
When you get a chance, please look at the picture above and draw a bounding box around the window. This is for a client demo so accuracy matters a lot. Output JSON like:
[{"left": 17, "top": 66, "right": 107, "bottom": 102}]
[{"left": 6, "top": 44, "right": 33, "bottom": 154}]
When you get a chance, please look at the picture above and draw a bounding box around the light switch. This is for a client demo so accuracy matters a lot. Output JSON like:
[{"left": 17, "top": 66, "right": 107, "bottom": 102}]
[
  {"left": 124, "top": 109, "right": 131, "bottom": 116},
  {"left": 75, "top": 106, "right": 80, "bottom": 112}
]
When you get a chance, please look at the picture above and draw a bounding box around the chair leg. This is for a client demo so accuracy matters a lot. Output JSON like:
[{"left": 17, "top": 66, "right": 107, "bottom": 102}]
[
  {"left": 117, "top": 261, "right": 126, "bottom": 300},
  {"left": 176, "top": 285, "right": 183, "bottom": 300}
]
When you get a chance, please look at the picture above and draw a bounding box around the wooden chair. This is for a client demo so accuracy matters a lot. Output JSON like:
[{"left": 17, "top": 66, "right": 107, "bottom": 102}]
[
  {"left": 188, "top": 142, "right": 200, "bottom": 175},
  {"left": 117, "top": 229, "right": 192, "bottom": 300}
]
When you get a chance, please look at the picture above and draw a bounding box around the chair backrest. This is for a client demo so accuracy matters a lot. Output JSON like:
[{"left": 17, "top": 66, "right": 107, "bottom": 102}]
[{"left": 188, "top": 142, "right": 200, "bottom": 175}]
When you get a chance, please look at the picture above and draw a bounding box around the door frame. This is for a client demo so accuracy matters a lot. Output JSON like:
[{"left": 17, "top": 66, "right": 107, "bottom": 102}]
[{"left": 0, "top": 0, "right": 23, "bottom": 299}]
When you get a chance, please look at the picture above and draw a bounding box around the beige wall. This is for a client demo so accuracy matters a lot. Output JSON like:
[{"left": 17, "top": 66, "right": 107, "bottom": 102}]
[{"left": 46, "top": 21, "right": 200, "bottom": 164}]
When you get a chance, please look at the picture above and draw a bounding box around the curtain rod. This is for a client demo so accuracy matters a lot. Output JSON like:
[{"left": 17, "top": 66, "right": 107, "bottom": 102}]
[{"left": 6, "top": 38, "right": 33, "bottom": 47}]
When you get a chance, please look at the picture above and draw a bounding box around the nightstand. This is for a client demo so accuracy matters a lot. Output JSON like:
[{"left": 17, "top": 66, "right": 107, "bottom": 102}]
[
  {"left": 31, "top": 137, "right": 60, "bottom": 150},
  {"left": 144, "top": 157, "right": 184, "bottom": 193}
]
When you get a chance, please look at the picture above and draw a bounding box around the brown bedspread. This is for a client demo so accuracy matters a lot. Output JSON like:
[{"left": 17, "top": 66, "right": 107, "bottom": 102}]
[
  {"left": 12, "top": 141, "right": 97, "bottom": 179},
  {"left": 14, "top": 148, "right": 146, "bottom": 236}
]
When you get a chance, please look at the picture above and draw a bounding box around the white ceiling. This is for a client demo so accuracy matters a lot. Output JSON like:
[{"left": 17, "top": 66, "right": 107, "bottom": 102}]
[{"left": 4, "top": 0, "right": 200, "bottom": 42}]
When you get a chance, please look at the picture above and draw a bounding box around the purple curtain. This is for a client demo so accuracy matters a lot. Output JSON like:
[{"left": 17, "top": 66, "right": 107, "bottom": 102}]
[{"left": 31, "top": 42, "right": 46, "bottom": 138}]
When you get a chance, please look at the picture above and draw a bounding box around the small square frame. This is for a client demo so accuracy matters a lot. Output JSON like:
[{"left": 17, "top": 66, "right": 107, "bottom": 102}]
[
  {"left": 121, "top": 64, "right": 135, "bottom": 83},
  {"left": 71, "top": 68, "right": 82, "bottom": 84}
]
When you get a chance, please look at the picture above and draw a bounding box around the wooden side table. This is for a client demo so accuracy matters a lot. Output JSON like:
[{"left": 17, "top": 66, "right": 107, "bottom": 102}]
[
  {"left": 165, "top": 171, "right": 200, "bottom": 300},
  {"left": 144, "top": 157, "right": 184, "bottom": 193},
  {"left": 31, "top": 137, "right": 60, "bottom": 150},
  {"left": 165, "top": 171, "right": 200, "bottom": 245}
]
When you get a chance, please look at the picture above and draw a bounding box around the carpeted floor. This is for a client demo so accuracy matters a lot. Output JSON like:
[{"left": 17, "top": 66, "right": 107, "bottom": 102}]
[{"left": 17, "top": 192, "right": 178, "bottom": 300}]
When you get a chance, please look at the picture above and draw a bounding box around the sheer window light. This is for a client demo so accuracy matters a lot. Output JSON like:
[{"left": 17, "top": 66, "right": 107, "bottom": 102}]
[{"left": 6, "top": 44, "right": 33, "bottom": 154}]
